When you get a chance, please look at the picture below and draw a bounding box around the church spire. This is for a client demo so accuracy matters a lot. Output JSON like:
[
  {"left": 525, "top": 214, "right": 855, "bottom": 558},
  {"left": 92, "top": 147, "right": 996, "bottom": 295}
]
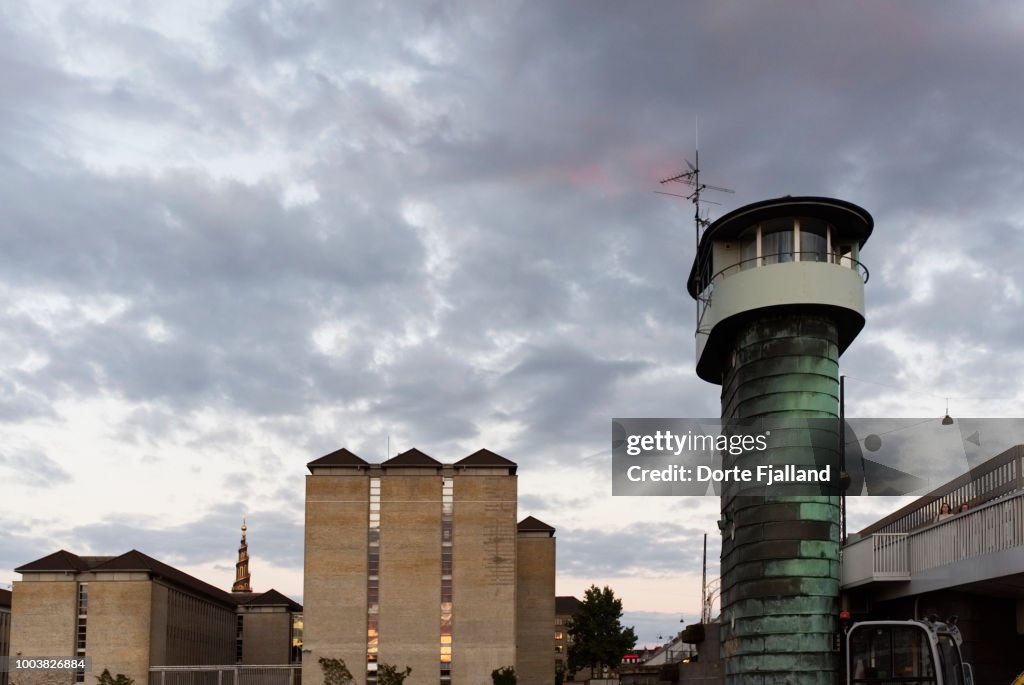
[{"left": 232, "top": 517, "right": 252, "bottom": 593}]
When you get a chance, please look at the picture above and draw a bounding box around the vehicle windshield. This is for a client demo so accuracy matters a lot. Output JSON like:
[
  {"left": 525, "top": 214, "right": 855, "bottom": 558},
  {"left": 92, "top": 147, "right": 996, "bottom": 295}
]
[
  {"left": 936, "top": 634, "right": 967, "bottom": 685},
  {"left": 850, "top": 624, "right": 936, "bottom": 684}
]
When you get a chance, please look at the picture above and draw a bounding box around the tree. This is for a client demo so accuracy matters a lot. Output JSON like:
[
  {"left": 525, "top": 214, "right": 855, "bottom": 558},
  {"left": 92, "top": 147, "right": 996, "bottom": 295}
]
[
  {"left": 96, "top": 671, "right": 133, "bottom": 685},
  {"left": 566, "top": 585, "right": 637, "bottom": 677},
  {"left": 375, "top": 663, "right": 411, "bottom": 685},
  {"left": 318, "top": 657, "right": 353, "bottom": 685},
  {"left": 491, "top": 666, "right": 517, "bottom": 685}
]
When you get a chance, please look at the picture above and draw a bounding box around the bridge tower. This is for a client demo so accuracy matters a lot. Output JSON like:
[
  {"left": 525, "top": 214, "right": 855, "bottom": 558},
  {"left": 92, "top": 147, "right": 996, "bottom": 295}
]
[{"left": 688, "top": 196, "right": 873, "bottom": 684}]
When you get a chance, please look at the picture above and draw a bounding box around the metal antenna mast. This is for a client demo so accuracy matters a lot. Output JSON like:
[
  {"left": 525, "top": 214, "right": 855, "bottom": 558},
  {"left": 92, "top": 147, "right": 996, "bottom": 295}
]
[
  {"left": 657, "top": 129, "right": 735, "bottom": 330},
  {"left": 658, "top": 146, "right": 735, "bottom": 248}
]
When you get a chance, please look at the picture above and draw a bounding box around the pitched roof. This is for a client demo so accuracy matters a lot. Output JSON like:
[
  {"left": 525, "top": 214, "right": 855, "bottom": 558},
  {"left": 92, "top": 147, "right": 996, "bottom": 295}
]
[
  {"left": 241, "top": 588, "right": 303, "bottom": 612},
  {"left": 382, "top": 448, "right": 441, "bottom": 468},
  {"left": 454, "top": 449, "right": 517, "bottom": 473},
  {"left": 0, "top": 588, "right": 11, "bottom": 609},
  {"left": 92, "top": 550, "right": 238, "bottom": 608},
  {"left": 15, "top": 550, "right": 93, "bottom": 573},
  {"left": 517, "top": 516, "right": 555, "bottom": 534},
  {"left": 307, "top": 447, "right": 369, "bottom": 472}
]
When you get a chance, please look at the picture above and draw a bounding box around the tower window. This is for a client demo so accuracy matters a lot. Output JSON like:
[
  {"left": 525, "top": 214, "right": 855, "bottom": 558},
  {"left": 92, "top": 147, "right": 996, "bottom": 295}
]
[
  {"left": 761, "top": 219, "right": 794, "bottom": 264},
  {"left": 799, "top": 218, "right": 829, "bottom": 262}
]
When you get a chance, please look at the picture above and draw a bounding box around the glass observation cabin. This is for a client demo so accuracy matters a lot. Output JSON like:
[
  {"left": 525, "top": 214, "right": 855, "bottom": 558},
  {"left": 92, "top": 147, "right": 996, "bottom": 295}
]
[{"left": 687, "top": 196, "right": 874, "bottom": 384}]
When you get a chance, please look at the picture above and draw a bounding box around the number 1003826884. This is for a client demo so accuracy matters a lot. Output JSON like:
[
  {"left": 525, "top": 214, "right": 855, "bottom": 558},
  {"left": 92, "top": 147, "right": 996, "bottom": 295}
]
[{"left": 3, "top": 657, "right": 90, "bottom": 672}]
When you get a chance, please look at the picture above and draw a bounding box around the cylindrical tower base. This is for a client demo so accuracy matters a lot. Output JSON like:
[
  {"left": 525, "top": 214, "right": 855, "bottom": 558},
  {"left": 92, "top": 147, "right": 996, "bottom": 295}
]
[{"left": 719, "top": 314, "right": 841, "bottom": 685}]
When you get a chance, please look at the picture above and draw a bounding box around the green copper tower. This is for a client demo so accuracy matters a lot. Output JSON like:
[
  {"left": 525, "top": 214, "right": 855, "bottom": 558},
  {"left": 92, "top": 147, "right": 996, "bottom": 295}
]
[{"left": 687, "top": 197, "right": 873, "bottom": 684}]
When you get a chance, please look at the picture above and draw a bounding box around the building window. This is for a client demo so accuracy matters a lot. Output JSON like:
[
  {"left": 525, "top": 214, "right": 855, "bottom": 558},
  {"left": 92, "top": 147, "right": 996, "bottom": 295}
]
[
  {"left": 440, "top": 477, "right": 454, "bottom": 685},
  {"left": 799, "top": 218, "right": 829, "bottom": 263},
  {"left": 75, "top": 583, "right": 88, "bottom": 683},
  {"left": 291, "top": 613, "right": 304, "bottom": 664},
  {"left": 761, "top": 219, "right": 794, "bottom": 265},
  {"left": 236, "top": 614, "right": 244, "bottom": 663},
  {"left": 367, "top": 477, "right": 381, "bottom": 685}
]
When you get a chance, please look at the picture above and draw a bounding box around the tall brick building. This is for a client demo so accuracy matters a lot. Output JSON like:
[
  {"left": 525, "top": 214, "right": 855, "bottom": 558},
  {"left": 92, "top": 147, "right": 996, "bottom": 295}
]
[{"left": 303, "top": 447, "right": 556, "bottom": 685}]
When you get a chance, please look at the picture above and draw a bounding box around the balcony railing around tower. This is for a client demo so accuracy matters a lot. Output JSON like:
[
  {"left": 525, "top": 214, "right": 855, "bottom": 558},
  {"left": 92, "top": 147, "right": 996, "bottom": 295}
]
[{"left": 694, "top": 251, "right": 870, "bottom": 335}]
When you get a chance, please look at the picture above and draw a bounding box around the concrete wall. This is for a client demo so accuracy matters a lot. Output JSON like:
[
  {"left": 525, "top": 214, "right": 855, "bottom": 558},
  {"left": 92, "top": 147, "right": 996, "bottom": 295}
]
[
  {"left": 88, "top": 580, "right": 153, "bottom": 684},
  {"left": 516, "top": 532, "right": 555, "bottom": 685},
  {"left": 240, "top": 609, "right": 292, "bottom": 665},
  {"left": 379, "top": 471, "right": 442, "bottom": 684},
  {"left": 9, "top": 581, "right": 77, "bottom": 664},
  {"left": 303, "top": 473, "right": 370, "bottom": 684},
  {"left": 453, "top": 472, "right": 517, "bottom": 685}
]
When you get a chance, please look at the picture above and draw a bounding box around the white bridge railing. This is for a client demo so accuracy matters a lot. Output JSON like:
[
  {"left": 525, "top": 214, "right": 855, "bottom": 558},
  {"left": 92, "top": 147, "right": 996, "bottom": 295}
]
[
  {"left": 149, "top": 666, "right": 300, "bottom": 685},
  {"left": 842, "top": 490, "right": 1024, "bottom": 586}
]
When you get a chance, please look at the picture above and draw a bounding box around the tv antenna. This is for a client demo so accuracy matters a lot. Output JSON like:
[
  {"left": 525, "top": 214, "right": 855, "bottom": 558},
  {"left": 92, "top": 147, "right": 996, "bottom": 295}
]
[{"left": 657, "top": 124, "right": 734, "bottom": 249}]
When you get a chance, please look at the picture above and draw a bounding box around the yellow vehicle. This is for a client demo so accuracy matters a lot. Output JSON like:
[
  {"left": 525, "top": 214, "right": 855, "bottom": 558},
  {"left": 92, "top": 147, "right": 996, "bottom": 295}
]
[{"left": 846, "top": 619, "right": 973, "bottom": 685}]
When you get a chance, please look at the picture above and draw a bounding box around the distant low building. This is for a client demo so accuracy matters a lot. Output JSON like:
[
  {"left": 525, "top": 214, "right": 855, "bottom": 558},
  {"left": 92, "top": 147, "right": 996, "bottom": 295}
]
[
  {"left": 554, "top": 595, "right": 582, "bottom": 679},
  {"left": 10, "top": 544, "right": 301, "bottom": 685},
  {"left": 233, "top": 589, "right": 303, "bottom": 665},
  {"left": 11, "top": 550, "right": 238, "bottom": 685}
]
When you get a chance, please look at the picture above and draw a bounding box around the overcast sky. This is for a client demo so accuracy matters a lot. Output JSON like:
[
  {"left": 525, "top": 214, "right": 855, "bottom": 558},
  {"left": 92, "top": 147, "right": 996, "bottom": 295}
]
[{"left": 2, "top": 2, "right": 1024, "bottom": 647}]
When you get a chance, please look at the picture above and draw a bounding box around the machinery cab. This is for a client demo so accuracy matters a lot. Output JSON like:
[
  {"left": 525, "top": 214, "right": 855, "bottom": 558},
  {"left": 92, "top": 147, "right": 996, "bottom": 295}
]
[{"left": 846, "top": 619, "right": 973, "bottom": 685}]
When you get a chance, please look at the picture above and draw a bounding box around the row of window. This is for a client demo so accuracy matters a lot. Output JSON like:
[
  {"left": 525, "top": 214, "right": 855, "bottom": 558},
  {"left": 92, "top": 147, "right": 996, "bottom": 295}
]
[
  {"left": 75, "top": 584, "right": 88, "bottom": 683},
  {"left": 694, "top": 217, "right": 863, "bottom": 295},
  {"left": 367, "top": 478, "right": 381, "bottom": 685},
  {"left": 440, "top": 477, "right": 454, "bottom": 685}
]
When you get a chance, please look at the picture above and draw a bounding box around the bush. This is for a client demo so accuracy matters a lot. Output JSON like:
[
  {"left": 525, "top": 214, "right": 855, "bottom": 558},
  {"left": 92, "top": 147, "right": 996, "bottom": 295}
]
[
  {"left": 491, "top": 666, "right": 517, "bottom": 685},
  {"left": 376, "top": 663, "right": 411, "bottom": 685},
  {"left": 96, "top": 671, "right": 134, "bottom": 685},
  {"left": 318, "top": 657, "right": 353, "bottom": 685}
]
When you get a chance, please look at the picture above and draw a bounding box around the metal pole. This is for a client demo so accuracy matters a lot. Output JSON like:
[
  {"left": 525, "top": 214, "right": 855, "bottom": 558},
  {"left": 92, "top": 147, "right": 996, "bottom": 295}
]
[
  {"left": 701, "top": 533, "right": 707, "bottom": 624},
  {"left": 840, "top": 375, "right": 846, "bottom": 545}
]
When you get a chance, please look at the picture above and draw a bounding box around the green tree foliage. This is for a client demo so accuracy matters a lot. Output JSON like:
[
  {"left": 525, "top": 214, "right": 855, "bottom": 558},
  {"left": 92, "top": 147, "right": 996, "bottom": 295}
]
[
  {"left": 375, "top": 663, "right": 411, "bottom": 685},
  {"left": 566, "top": 585, "right": 638, "bottom": 676},
  {"left": 318, "top": 657, "right": 354, "bottom": 685},
  {"left": 490, "top": 665, "right": 517, "bottom": 685},
  {"left": 96, "top": 670, "right": 134, "bottom": 685},
  {"left": 554, "top": 662, "right": 566, "bottom": 685}
]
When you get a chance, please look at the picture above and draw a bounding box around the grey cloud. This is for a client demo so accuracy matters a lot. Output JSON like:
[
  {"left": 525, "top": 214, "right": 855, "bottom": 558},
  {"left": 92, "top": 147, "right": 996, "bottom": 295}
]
[
  {"left": 68, "top": 503, "right": 303, "bottom": 571},
  {"left": 0, "top": 450, "right": 72, "bottom": 488},
  {"left": 559, "top": 522, "right": 709, "bottom": 578},
  {"left": 2, "top": 0, "right": 1024, "bottom": 585}
]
